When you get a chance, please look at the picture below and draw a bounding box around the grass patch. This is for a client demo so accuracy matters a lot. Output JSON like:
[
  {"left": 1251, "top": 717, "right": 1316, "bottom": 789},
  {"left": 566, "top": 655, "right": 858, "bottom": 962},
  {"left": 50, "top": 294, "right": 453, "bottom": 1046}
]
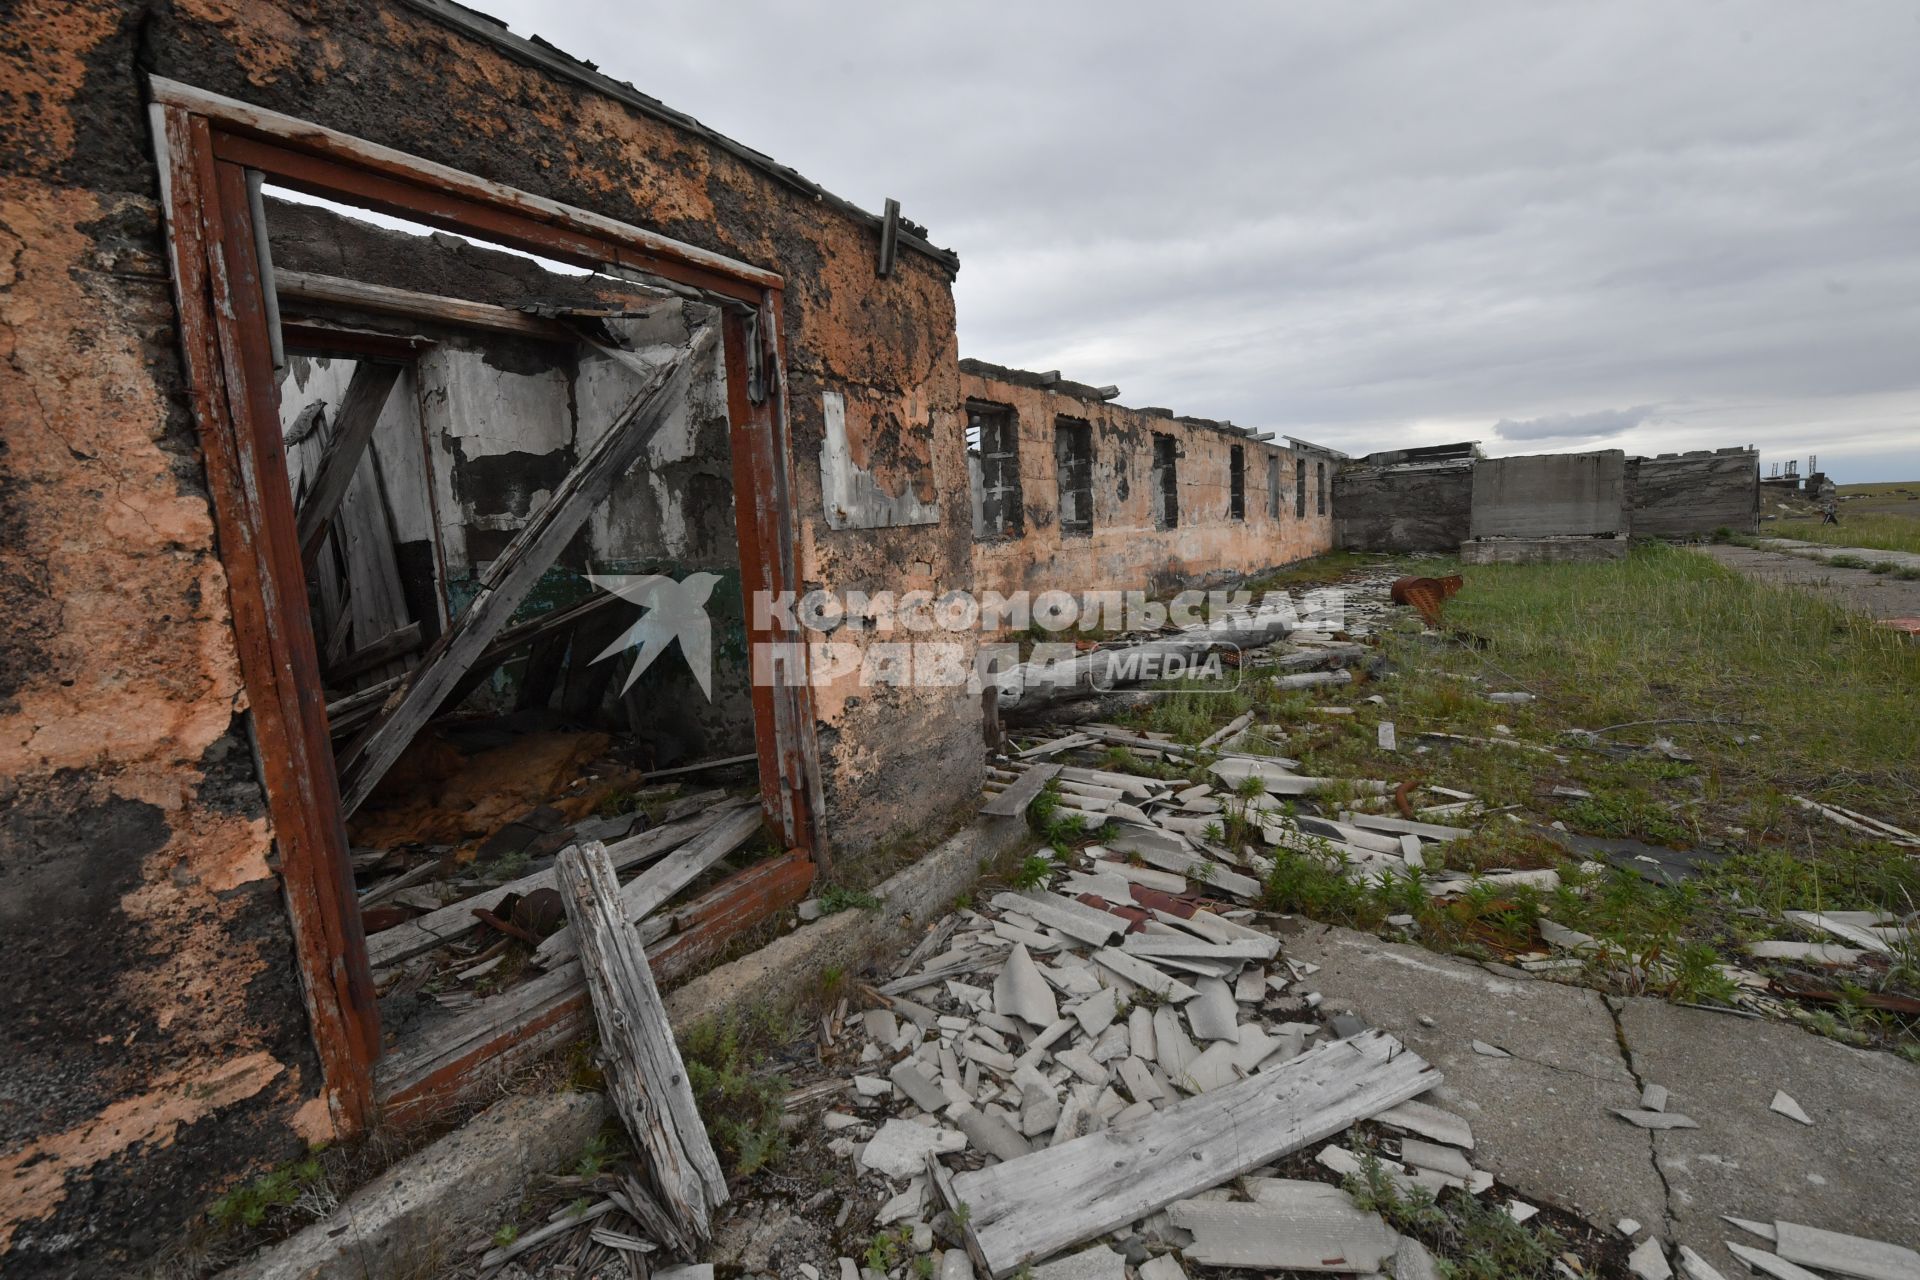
[
  {"left": 206, "top": 1154, "right": 328, "bottom": 1231},
  {"left": 680, "top": 1012, "right": 795, "bottom": 1179},
  {"left": 1772, "top": 514, "right": 1920, "bottom": 556},
  {"left": 1344, "top": 1147, "right": 1564, "bottom": 1280},
  {"left": 1427, "top": 543, "right": 1919, "bottom": 807},
  {"left": 816, "top": 884, "right": 883, "bottom": 914},
  {"left": 1078, "top": 544, "right": 1920, "bottom": 1047},
  {"left": 1244, "top": 548, "right": 1397, "bottom": 590}
]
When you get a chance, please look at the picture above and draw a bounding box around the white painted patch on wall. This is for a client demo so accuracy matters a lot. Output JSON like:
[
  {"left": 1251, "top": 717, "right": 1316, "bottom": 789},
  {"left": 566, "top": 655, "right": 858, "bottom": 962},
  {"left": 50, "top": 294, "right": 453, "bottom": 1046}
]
[
  {"left": 820, "top": 390, "right": 941, "bottom": 531},
  {"left": 436, "top": 355, "right": 572, "bottom": 460}
]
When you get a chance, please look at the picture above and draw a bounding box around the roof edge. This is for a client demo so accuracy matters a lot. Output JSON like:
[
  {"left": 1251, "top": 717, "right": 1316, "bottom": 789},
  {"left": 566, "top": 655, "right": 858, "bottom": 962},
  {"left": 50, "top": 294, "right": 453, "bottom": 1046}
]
[
  {"left": 396, "top": 0, "right": 961, "bottom": 276},
  {"left": 960, "top": 357, "right": 1285, "bottom": 446}
]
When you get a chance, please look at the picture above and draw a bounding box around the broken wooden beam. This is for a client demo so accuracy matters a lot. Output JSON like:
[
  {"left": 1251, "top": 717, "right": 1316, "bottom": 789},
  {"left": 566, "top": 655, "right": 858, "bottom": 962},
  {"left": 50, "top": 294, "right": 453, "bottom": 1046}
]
[
  {"left": 533, "top": 803, "right": 766, "bottom": 968},
  {"left": 374, "top": 848, "right": 808, "bottom": 1123},
  {"left": 277, "top": 268, "right": 584, "bottom": 341},
  {"left": 294, "top": 359, "right": 402, "bottom": 561},
  {"left": 364, "top": 799, "right": 752, "bottom": 969},
  {"left": 324, "top": 620, "right": 421, "bottom": 687},
  {"left": 557, "top": 840, "right": 727, "bottom": 1251},
  {"left": 982, "top": 763, "right": 1063, "bottom": 818},
  {"left": 939, "top": 1029, "right": 1438, "bottom": 1278},
  {"left": 336, "top": 323, "right": 718, "bottom": 814}
]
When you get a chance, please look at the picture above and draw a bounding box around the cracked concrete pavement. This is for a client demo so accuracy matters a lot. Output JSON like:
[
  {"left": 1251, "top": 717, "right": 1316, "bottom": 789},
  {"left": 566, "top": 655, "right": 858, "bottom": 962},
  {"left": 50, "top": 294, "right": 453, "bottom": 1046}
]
[
  {"left": 1696, "top": 543, "right": 1920, "bottom": 620},
  {"left": 1284, "top": 923, "right": 1920, "bottom": 1269}
]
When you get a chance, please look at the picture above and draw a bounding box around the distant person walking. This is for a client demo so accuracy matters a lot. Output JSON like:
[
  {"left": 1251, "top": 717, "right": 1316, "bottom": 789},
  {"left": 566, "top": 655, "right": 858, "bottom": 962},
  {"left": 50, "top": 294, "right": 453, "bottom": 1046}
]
[{"left": 1821, "top": 502, "right": 1840, "bottom": 525}]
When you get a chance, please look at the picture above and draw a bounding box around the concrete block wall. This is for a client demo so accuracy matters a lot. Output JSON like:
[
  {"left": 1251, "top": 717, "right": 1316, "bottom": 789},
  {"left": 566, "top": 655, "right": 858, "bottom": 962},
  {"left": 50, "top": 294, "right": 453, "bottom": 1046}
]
[
  {"left": 1469, "top": 450, "right": 1627, "bottom": 540},
  {"left": 1333, "top": 464, "right": 1474, "bottom": 552},
  {"left": 1338, "top": 446, "right": 1757, "bottom": 552},
  {"left": 1626, "top": 448, "right": 1760, "bottom": 537}
]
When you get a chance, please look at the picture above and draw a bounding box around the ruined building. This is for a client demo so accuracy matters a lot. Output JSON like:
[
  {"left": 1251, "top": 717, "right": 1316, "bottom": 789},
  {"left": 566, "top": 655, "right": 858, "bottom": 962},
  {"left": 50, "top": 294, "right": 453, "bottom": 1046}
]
[{"left": 0, "top": 2, "right": 1331, "bottom": 1269}]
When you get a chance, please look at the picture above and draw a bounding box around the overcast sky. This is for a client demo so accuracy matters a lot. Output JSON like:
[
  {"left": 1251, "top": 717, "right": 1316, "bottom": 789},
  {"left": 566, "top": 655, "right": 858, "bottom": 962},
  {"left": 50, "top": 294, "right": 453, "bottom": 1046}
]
[{"left": 472, "top": 2, "right": 1918, "bottom": 482}]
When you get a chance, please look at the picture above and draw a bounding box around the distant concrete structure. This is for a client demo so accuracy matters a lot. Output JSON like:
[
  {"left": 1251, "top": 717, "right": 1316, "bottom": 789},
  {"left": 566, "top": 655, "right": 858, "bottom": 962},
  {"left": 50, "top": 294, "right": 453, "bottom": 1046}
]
[
  {"left": 1337, "top": 444, "right": 1759, "bottom": 561},
  {"left": 1627, "top": 449, "right": 1765, "bottom": 538}
]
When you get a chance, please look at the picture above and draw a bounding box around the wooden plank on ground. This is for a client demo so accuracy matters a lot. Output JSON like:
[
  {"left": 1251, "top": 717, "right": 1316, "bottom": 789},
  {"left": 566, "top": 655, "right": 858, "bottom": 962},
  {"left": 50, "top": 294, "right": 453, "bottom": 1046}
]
[
  {"left": 364, "top": 800, "right": 750, "bottom": 969},
  {"left": 939, "top": 1030, "right": 1438, "bottom": 1278},
  {"left": 336, "top": 324, "right": 717, "bottom": 814},
  {"left": 982, "top": 763, "right": 1062, "bottom": 818},
  {"left": 375, "top": 849, "right": 806, "bottom": 1121},
  {"left": 533, "top": 804, "right": 765, "bottom": 968},
  {"left": 558, "top": 840, "right": 727, "bottom": 1251}
]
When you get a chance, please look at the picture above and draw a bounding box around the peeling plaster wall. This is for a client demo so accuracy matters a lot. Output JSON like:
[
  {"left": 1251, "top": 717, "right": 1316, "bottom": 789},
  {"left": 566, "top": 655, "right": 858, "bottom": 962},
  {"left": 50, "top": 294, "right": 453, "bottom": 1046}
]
[
  {"left": 961, "top": 365, "right": 1334, "bottom": 602},
  {"left": 1, "top": 0, "right": 977, "bottom": 1269}
]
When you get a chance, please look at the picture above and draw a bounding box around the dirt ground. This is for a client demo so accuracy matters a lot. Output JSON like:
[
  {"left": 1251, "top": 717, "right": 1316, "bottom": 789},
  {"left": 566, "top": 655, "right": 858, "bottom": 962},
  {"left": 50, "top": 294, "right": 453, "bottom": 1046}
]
[{"left": 1694, "top": 543, "right": 1920, "bottom": 620}]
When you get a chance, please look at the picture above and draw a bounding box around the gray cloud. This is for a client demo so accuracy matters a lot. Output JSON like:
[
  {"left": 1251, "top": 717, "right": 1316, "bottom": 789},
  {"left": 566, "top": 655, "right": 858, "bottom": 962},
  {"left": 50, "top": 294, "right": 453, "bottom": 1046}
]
[
  {"left": 1493, "top": 406, "right": 1659, "bottom": 444},
  {"left": 470, "top": 1, "right": 1920, "bottom": 483}
]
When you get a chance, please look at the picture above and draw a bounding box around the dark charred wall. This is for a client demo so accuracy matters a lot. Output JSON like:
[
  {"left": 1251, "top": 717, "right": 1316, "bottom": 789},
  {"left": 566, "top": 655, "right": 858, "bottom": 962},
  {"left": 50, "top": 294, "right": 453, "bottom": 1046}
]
[
  {"left": 1625, "top": 448, "right": 1760, "bottom": 538},
  {"left": 1333, "top": 465, "right": 1474, "bottom": 552},
  {"left": 960, "top": 362, "right": 1334, "bottom": 600},
  {"left": 0, "top": 0, "right": 975, "bottom": 1269}
]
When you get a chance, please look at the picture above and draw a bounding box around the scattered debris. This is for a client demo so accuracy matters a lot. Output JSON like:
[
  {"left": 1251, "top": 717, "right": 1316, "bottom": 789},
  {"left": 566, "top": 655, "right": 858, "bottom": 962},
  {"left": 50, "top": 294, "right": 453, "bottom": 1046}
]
[{"left": 1769, "top": 1090, "right": 1813, "bottom": 1126}]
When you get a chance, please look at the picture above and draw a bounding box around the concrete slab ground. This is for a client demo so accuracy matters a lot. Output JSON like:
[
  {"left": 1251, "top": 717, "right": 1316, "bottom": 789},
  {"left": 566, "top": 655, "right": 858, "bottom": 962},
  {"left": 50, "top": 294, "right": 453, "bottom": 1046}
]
[
  {"left": 1618, "top": 998, "right": 1920, "bottom": 1268},
  {"left": 1697, "top": 544, "right": 1920, "bottom": 620},
  {"left": 1284, "top": 923, "right": 1920, "bottom": 1271},
  {"left": 1753, "top": 536, "right": 1920, "bottom": 574},
  {"left": 1285, "top": 923, "right": 1668, "bottom": 1236}
]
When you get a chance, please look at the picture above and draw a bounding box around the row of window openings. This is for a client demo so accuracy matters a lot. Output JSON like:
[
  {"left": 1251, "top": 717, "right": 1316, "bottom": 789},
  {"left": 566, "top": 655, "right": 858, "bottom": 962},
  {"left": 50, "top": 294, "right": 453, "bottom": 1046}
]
[{"left": 968, "top": 405, "right": 1326, "bottom": 539}]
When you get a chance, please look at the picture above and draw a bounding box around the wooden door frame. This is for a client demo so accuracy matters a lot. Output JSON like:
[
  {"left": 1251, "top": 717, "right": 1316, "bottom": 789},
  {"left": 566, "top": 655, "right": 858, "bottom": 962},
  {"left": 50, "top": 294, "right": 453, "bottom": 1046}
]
[{"left": 147, "top": 77, "right": 824, "bottom": 1134}]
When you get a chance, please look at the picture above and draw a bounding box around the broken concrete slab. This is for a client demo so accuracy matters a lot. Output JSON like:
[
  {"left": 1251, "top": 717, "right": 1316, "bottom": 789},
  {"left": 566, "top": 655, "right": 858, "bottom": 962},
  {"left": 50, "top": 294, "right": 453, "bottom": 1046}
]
[
  {"left": 1768, "top": 1090, "right": 1812, "bottom": 1126},
  {"left": 1613, "top": 1109, "right": 1701, "bottom": 1130},
  {"left": 1283, "top": 924, "right": 1668, "bottom": 1239},
  {"left": 994, "top": 943, "right": 1061, "bottom": 1028},
  {"left": 217, "top": 1091, "right": 611, "bottom": 1280},
  {"left": 1772, "top": 1221, "right": 1920, "bottom": 1280},
  {"left": 1029, "top": 1245, "right": 1126, "bottom": 1280},
  {"left": 1169, "top": 1196, "right": 1400, "bottom": 1272},
  {"left": 1374, "top": 1098, "right": 1474, "bottom": 1149},
  {"left": 1615, "top": 996, "right": 1920, "bottom": 1277},
  {"left": 861, "top": 1119, "right": 966, "bottom": 1178}
]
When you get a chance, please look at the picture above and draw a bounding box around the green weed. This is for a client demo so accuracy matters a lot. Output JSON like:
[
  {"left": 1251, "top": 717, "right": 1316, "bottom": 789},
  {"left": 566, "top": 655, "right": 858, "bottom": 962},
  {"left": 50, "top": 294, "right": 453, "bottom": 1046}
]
[{"left": 680, "top": 1015, "right": 791, "bottom": 1178}]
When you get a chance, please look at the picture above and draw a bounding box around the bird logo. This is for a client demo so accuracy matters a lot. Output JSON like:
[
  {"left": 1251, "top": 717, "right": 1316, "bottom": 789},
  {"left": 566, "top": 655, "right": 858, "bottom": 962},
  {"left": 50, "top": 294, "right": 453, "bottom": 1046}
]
[{"left": 585, "top": 572, "right": 723, "bottom": 699}]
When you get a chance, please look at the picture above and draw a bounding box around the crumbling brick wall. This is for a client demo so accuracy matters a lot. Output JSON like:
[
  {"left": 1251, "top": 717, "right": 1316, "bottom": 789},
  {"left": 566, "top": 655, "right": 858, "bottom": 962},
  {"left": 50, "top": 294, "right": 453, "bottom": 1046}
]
[
  {"left": 961, "top": 361, "right": 1334, "bottom": 601},
  {"left": 0, "top": 0, "right": 978, "bottom": 1269}
]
